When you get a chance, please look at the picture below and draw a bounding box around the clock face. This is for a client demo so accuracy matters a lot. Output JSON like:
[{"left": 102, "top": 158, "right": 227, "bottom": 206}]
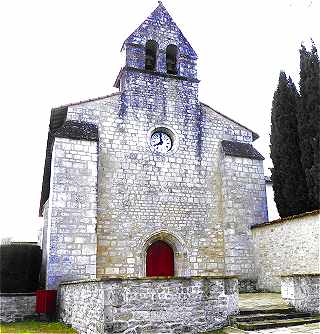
[{"left": 150, "top": 131, "right": 172, "bottom": 153}]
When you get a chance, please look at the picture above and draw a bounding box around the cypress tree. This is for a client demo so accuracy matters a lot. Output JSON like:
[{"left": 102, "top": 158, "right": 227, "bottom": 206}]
[
  {"left": 270, "top": 71, "right": 309, "bottom": 217},
  {"left": 297, "top": 43, "right": 320, "bottom": 210}
]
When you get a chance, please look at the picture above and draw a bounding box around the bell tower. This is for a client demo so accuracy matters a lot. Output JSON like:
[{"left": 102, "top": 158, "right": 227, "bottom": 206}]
[{"left": 114, "top": 1, "right": 199, "bottom": 94}]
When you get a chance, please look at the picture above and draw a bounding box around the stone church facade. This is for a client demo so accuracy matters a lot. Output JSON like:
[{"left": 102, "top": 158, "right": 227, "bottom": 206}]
[{"left": 40, "top": 2, "right": 267, "bottom": 291}]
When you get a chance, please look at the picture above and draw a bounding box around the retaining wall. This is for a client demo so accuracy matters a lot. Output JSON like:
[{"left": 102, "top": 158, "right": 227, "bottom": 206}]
[
  {"left": 0, "top": 293, "right": 37, "bottom": 323},
  {"left": 281, "top": 274, "right": 320, "bottom": 314},
  {"left": 59, "top": 276, "right": 239, "bottom": 334},
  {"left": 252, "top": 210, "right": 320, "bottom": 292}
]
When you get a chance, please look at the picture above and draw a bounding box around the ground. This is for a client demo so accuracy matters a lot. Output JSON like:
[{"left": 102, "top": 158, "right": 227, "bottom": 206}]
[
  {"left": 0, "top": 321, "right": 77, "bottom": 333},
  {"left": 215, "top": 323, "right": 320, "bottom": 333},
  {"left": 239, "top": 292, "right": 290, "bottom": 310},
  {"left": 1, "top": 294, "right": 319, "bottom": 333},
  {"left": 207, "top": 293, "right": 320, "bottom": 334}
]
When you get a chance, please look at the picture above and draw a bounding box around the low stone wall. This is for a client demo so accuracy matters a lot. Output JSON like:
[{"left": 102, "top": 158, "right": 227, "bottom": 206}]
[
  {"left": 252, "top": 210, "right": 320, "bottom": 292},
  {"left": 239, "top": 279, "right": 257, "bottom": 293},
  {"left": 0, "top": 293, "right": 37, "bottom": 323},
  {"left": 281, "top": 274, "right": 320, "bottom": 314},
  {"left": 59, "top": 276, "right": 239, "bottom": 334}
]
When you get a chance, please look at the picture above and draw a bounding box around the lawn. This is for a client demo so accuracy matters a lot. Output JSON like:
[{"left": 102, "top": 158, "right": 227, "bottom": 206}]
[
  {"left": 0, "top": 321, "right": 228, "bottom": 334},
  {"left": 0, "top": 321, "right": 77, "bottom": 333}
]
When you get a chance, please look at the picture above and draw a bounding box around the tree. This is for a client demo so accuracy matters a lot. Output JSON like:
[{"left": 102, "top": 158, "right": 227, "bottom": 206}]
[
  {"left": 0, "top": 237, "right": 12, "bottom": 245},
  {"left": 270, "top": 71, "right": 309, "bottom": 217},
  {"left": 297, "top": 42, "right": 320, "bottom": 210}
]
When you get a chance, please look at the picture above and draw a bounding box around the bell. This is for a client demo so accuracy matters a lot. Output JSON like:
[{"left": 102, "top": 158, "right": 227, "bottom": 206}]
[
  {"left": 145, "top": 54, "right": 155, "bottom": 71},
  {"left": 167, "top": 59, "right": 177, "bottom": 74}
]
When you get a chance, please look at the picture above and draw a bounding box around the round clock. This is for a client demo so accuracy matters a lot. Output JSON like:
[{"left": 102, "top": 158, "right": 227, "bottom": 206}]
[{"left": 150, "top": 131, "right": 172, "bottom": 153}]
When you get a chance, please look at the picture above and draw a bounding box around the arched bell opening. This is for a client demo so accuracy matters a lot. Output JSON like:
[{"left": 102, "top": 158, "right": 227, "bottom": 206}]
[
  {"left": 145, "top": 40, "right": 158, "bottom": 71},
  {"left": 146, "top": 240, "right": 174, "bottom": 277},
  {"left": 166, "top": 44, "right": 178, "bottom": 75}
]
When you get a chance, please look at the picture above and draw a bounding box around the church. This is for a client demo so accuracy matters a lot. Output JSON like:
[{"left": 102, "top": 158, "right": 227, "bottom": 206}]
[{"left": 39, "top": 2, "right": 269, "bottom": 332}]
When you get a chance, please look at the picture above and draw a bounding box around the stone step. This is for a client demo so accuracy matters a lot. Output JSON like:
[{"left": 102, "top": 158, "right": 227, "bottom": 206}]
[
  {"left": 234, "top": 312, "right": 311, "bottom": 322},
  {"left": 235, "top": 316, "right": 320, "bottom": 331},
  {"left": 239, "top": 306, "right": 295, "bottom": 315}
]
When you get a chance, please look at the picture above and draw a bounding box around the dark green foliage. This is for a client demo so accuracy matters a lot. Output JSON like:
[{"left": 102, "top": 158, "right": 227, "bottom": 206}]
[
  {"left": 271, "top": 72, "right": 309, "bottom": 217},
  {"left": 306, "top": 136, "right": 320, "bottom": 208},
  {"left": 0, "top": 243, "right": 42, "bottom": 292},
  {"left": 297, "top": 43, "right": 320, "bottom": 210}
]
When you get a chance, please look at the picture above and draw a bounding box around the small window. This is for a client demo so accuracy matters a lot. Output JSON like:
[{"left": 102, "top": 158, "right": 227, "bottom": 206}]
[
  {"left": 145, "top": 40, "right": 158, "bottom": 71},
  {"left": 166, "top": 44, "right": 178, "bottom": 75}
]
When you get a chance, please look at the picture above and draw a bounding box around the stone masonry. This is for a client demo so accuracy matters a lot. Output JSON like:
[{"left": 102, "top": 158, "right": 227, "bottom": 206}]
[
  {"left": 40, "top": 3, "right": 267, "bottom": 290},
  {"left": 43, "top": 138, "right": 98, "bottom": 288},
  {"left": 0, "top": 293, "right": 36, "bottom": 323},
  {"left": 223, "top": 155, "right": 266, "bottom": 279},
  {"left": 59, "top": 277, "right": 239, "bottom": 334},
  {"left": 281, "top": 274, "right": 320, "bottom": 314},
  {"left": 252, "top": 210, "right": 320, "bottom": 292}
]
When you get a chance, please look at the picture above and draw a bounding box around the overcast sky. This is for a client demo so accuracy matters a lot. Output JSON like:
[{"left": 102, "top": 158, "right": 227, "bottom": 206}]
[{"left": 0, "top": 0, "right": 318, "bottom": 241}]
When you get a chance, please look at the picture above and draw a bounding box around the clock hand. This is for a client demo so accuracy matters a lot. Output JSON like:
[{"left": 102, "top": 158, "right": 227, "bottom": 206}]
[{"left": 159, "top": 133, "right": 163, "bottom": 145}]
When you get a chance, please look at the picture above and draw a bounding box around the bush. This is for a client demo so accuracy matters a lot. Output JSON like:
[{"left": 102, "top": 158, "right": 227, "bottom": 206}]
[{"left": 0, "top": 243, "right": 42, "bottom": 292}]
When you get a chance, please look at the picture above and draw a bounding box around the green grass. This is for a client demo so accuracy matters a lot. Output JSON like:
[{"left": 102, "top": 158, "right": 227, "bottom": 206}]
[
  {"left": 0, "top": 321, "right": 77, "bottom": 333},
  {"left": 0, "top": 322, "right": 230, "bottom": 334}
]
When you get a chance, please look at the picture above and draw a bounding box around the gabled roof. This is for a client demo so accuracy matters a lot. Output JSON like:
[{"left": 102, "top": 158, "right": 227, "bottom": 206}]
[
  {"left": 39, "top": 120, "right": 98, "bottom": 217},
  {"left": 122, "top": 2, "right": 197, "bottom": 59},
  {"left": 221, "top": 140, "right": 264, "bottom": 160}
]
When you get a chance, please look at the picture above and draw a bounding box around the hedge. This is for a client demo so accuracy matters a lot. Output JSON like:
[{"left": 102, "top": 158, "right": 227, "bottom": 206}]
[{"left": 0, "top": 243, "right": 42, "bottom": 292}]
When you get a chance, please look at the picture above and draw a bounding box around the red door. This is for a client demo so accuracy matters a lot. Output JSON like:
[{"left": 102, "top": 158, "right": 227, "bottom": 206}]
[{"left": 146, "top": 240, "right": 174, "bottom": 277}]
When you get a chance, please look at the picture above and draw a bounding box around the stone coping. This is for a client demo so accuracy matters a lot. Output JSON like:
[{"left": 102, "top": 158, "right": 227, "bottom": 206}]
[
  {"left": 251, "top": 209, "right": 320, "bottom": 229},
  {"left": 59, "top": 275, "right": 239, "bottom": 286},
  {"left": 0, "top": 292, "right": 36, "bottom": 297},
  {"left": 52, "top": 92, "right": 120, "bottom": 110},
  {"left": 280, "top": 273, "right": 320, "bottom": 278}
]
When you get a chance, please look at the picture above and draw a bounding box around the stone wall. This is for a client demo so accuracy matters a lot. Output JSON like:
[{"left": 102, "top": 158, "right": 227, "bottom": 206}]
[
  {"left": 252, "top": 210, "right": 320, "bottom": 292},
  {"left": 63, "top": 88, "right": 266, "bottom": 281},
  {"left": 281, "top": 274, "right": 320, "bottom": 314},
  {"left": 42, "top": 2, "right": 267, "bottom": 287},
  {"left": 0, "top": 293, "right": 36, "bottom": 323},
  {"left": 45, "top": 138, "right": 98, "bottom": 289},
  {"left": 222, "top": 155, "right": 267, "bottom": 281},
  {"left": 40, "top": 200, "right": 49, "bottom": 288},
  {"left": 121, "top": 3, "right": 198, "bottom": 81},
  {"left": 59, "top": 276, "right": 239, "bottom": 334}
]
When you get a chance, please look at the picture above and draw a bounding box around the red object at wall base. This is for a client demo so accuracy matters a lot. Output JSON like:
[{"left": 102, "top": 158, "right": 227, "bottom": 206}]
[{"left": 36, "top": 290, "right": 57, "bottom": 314}]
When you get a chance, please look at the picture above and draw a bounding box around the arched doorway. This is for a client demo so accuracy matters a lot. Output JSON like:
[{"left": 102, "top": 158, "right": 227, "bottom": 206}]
[{"left": 146, "top": 240, "right": 174, "bottom": 277}]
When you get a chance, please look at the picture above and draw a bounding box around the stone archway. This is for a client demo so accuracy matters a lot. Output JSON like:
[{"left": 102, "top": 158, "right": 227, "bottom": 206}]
[{"left": 139, "top": 230, "right": 188, "bottom": 277}]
